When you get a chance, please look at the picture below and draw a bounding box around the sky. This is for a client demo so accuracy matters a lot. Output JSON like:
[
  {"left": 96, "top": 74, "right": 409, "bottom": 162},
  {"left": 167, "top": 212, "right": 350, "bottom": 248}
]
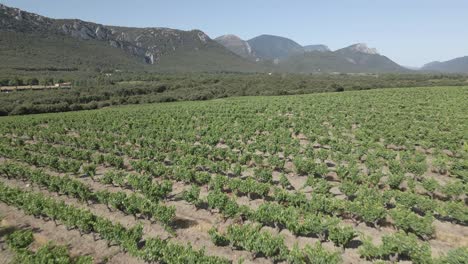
[{"left": 2, "top": 0, "right": 467, "bottom": 67}]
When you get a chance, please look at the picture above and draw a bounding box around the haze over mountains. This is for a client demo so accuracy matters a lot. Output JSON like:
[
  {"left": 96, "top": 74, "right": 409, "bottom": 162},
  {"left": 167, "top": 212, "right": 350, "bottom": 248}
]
[{"left": 1, "top": 4, "right": 467, "bottom": 74}]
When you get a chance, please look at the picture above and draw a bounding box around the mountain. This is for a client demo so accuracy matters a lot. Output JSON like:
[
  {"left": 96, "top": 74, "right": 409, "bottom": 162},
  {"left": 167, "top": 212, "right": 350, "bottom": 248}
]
[
  {"left": 247, "top": 34, "right": 304, "bottom": 61},
  {"left": 279, "top": 43, "right": 407, "bottom": 73},
  {"left": 0, "top": 4, "right": 261, "bottom": 73},
  {"left": 336, "top": 43, "right": 379, "bottom": 55},
  {"left": 332, "top": 44, "right": 406, "bottom": 72},
  {"left": 214, "top": 35, "right": 406, "bottom": 73},
  {"left": 0, "top": 4, "right": 413, "bottom": 74},
  {"left": 215, "top": 34, "right": 253, "bottom": 58},
  {"left": 279, "top": 51, "right": 356, "bottom": 73},
  {"left": 421, "top": 56, "right": 468, "bottom": 73},
  {"left": 303, "top": 45, "right": 330, "bottom": 52}
]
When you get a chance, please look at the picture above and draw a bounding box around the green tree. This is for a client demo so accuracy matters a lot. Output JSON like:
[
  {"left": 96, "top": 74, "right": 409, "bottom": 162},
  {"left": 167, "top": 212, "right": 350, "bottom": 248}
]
[
  {"left": 8, "top": 78, "right": 22, "bottom": 88},
  {"left": 26, "top": 78, "right": 39, "bottom": 86}
]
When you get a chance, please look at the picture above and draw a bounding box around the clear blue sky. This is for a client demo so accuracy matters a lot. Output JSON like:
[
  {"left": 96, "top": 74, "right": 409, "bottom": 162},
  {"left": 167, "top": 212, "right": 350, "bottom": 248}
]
[{"left": 2, "top": 0, "right": 467, "bottom": 67}]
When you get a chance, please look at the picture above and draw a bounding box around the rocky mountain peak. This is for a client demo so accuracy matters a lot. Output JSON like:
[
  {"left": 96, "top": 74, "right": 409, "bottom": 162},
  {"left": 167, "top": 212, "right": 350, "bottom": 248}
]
[
  {"left": 194, "top": 30, "right": 209, "bottom": 43},
  {"left": 0, "top": 4, "right": 51, "bottom": 30},
  {"left": 215, "top": 34, "right": 253, "bottom": 58},
  {"left": 348, "top": 43, "right": 379, "bottom": 55},
  {"left": 247, "top": 34, "right": 304, "bottom": 60},
  {"left": 304, "top": 44, "right": 330, "bottom": 52},
  {"left": 216, "top": 34, "right": 242, "bottom": 41}
]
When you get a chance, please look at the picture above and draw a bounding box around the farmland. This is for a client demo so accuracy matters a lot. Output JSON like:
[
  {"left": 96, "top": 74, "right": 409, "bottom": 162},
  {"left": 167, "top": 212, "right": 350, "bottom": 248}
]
[{"left": 0, "top": 86, "right": 467, "bottom": 263}]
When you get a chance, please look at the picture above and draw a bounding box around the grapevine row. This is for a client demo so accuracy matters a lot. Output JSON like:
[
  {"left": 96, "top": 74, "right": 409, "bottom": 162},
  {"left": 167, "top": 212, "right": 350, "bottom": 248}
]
[
  {"left": 0, "top": 162, "right": 175, "bottom": 227},
  {"left": 0, "top": 181, "right": 228, "bottom": 264}
]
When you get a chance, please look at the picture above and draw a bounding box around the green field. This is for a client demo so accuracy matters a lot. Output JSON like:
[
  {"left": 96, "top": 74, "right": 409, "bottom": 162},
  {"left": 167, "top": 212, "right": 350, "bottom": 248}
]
[{"left": 0, "top": 86, "right": 467, "bottom": 263}]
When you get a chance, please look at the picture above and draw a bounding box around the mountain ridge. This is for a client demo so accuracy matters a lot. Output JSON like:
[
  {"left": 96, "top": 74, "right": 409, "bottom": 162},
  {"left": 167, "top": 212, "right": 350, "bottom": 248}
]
[
  {"left": 247, "top": 34, "right": 304, "bottom": 62},
  {"left": 0, "top": 3, "right": 212, "bottom": 63},
  {"left": 1, "top": 4, "right": 459, "bottom": 74},
  {"left": 198, "top": 33, "right": 408, "bottom": 73},
  {"left": 336, "top": 43, "right": 379, "bottom": 55},
  {"left": 214, "top": 34, "right": 254, "bottom": 59},
  {"left": 0, "top": 3, "right": 261, "bottom": 72},
  {"left": 421, "top": 56, "right": 468, "bottom": 73}
]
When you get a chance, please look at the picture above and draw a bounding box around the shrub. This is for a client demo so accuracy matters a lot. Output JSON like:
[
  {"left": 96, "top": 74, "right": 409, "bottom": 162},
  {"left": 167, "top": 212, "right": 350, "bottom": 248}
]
[
  {"left": 390, "top": 207, "right": 434, "bottom": 239},
  {"left": 182, "top": 185, "right": 201, "bottom": 206},
  {"left": 6, "top": 230, "right": 34, "bottom": 250},
  {"left": 288, "top": 242, "right": 341, "bottom": 264},
  {"left": 436, "top": 247, "right": 468, "bottom": 264},
  {"left": 359, "top": 231, "right": 432, "bottom": 263},
  {"left": 328, "top": 225, "right": 357, "bottom": 250}
]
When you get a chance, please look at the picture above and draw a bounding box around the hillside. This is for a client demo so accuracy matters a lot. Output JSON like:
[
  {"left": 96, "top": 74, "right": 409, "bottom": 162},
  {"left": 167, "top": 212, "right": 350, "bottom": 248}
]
[
  {"left": 279, "top": 44, "right": 407, "bottom": 73},
  {"left": 279, "top": 51, "right": 359, "bottom": 73},
  {"left": 0, "top": 4, "right": 260, "bottom": 73},
  {"left": 0, "top": 31, "right": 147, "bottom": 72},
  {"left": 247, "top": 34, "right": 304, "bottom": 61},
  {"left": 333, "top": 44, "right": 406, "bottom": 72},
  {"left": 421, "top": 56, "right": 468, "bottom": 73}
]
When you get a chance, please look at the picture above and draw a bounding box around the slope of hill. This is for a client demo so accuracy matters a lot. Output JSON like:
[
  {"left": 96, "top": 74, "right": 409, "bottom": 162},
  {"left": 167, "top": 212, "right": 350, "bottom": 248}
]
[
  {"left": 278, "top": 44, "right": 407, "bottom": 73},
  {"left": 421, "top": 56, "right": 468, "bottom": 73},
  {"left": 247, "top": 35, "right": 304, "bottom": 61},
  {"left": 0, "top": 31, "right": 147, "bottom": 72},
  {"left": 303, "top": 44, "right": 330, "bottom": 52},
  {"left": 279, "top": 51, "right": 357, "bottom": 73},
  {"left": 0, "top": 4, "right": 260, "bottom": 73},
  {"left": 214, "top": 34, "right": 254, "bottom": 59},
  {"left": 333, "top": 44, "right": 406, "bottom": 72}
]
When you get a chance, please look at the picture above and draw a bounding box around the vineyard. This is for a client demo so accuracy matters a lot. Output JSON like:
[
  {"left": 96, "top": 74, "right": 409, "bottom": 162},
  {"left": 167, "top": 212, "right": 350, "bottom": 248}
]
[{"left": 0, "top": 86, "right": 467, "bottom": 263}]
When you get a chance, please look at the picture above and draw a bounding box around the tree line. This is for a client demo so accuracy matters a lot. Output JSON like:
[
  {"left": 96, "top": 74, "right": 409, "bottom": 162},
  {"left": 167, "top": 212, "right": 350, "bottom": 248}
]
[
  {"left": 0, "top": 72, "right": 467, "bottom": 115},
  {"left": 0, "top": 77, "right": 68, "bottom": 87}
]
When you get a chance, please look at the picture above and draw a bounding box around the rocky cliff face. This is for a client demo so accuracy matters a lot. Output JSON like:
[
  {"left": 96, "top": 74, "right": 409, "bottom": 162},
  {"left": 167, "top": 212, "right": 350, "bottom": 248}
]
[
  {"left": 0, "top": 4, "right": 52, "bottom": 30},
  {"left": 332, "top": 43, "right": 404, "bottom": 71},
  {"left": 215, "top": 34, "right": 253, "bottom": 58},
  {"left": 344, "top": 43, "right": 379, "bottom": 55},
  {"left": 55, "top": 20, "right": 147, "bottom": 61},
  {"left": 0, "top": 4, "right": 215, "bottom": 64}
]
